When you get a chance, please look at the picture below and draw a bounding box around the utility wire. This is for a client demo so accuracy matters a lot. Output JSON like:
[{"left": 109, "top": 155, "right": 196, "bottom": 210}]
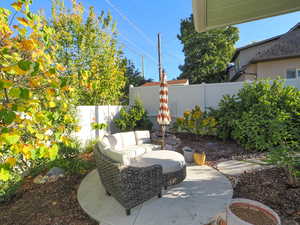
[
  {"left": 118, "top": 32, "right": 157, "bottom": 63},
  {"left": 103, "top": 0, "right": 155, "bottom": 47},
  {"left": 103, "top": 0, "right": 183, "bottom": 64}
]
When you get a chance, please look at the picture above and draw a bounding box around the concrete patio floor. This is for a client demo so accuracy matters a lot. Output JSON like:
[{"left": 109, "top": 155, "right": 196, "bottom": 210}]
[{"left": 77, "top": 165, "right": 233, "bottom": 225}]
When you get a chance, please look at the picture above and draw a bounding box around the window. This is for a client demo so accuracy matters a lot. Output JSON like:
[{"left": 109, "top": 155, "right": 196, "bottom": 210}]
[{"left": 286, "top": 69, "right": 300, "bottom": 79}]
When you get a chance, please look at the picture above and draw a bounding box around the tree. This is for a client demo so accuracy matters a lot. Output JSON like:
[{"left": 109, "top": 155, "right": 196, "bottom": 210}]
[
  {"left": 177, "top": 15, "right": 239, "bottom": 84},
  {"left": 0, "top": 1, "right": 78, "bottom": 181},
  {"left": 123, "top": 59, "right": 152, "bottom": 102},
  {"left": 51, "top": 0, "right": 126, "bottom": 105}
]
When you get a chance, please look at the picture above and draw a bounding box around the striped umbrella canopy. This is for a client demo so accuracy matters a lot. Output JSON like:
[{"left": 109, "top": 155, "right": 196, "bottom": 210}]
[{"left": 157, "top": 69, "right": 171, "bottom": 126}]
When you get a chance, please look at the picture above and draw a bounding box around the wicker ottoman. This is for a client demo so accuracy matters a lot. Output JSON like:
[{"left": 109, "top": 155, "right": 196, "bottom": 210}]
[{"left": 131, "top": 150, "right": 186, "bottom": 189}]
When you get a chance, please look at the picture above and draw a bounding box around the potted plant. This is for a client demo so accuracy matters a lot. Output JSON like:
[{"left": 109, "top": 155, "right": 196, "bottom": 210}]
[{"left": 227, "top": 198, "right": 281, "bottom": 225}]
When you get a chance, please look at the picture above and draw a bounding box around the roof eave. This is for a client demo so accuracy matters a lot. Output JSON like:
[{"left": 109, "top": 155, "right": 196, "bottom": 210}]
[{"left": 251, "top": 54, "right": 300, "bottom": 64}]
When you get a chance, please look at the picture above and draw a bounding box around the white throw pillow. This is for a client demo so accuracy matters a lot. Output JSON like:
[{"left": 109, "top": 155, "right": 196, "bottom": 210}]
[
  {"left": 135, "top": 130, "right": 151, "bottom": 145},
  {"left": 120, "top": 132, "right": 136, "bottom": 147}
]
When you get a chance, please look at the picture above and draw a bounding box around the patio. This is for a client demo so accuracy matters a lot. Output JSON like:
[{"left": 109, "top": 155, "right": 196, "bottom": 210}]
[{"left": 77, "top": 165, "right": 232, "bottom": 225}]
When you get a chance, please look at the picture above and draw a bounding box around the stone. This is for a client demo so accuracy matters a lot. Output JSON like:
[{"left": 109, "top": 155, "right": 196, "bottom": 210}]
[
  {"left": 46, "top": 167, "right": 65, "bottom": 177},
  {"left": 33, "top": 175, "right": 47, "bottom": 184},
  {"left": 165, "top": 144, "right": 173, "bottom": 151},
  {"left": 77, "top": 166, "right": 233, "bottom": 225},
  {"left": 217, "top": 160, "right": 268, "bottom": 176},
  {"left": 206, "top": 142, "right": 218, "bottom": 148}
]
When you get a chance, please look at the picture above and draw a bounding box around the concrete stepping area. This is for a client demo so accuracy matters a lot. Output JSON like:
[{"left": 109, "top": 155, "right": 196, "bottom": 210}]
[
  {"left": 217, "top": 159, "right": 270, "bottom": 176},
  {"left": 77, "top": 165, "right": 233, "bottom": 225}
]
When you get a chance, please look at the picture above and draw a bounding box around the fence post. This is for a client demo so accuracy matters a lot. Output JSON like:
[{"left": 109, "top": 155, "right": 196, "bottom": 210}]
[{"left": 95, "top": 106, "right": 99, "bottom": 138}]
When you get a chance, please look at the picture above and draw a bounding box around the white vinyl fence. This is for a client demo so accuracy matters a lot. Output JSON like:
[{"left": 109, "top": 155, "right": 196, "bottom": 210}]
[
  {"left": 74, "top": 79, "right": 300, "bottom": 145},
  {"left": 75, "top": 105, "right": 125, "bottom": 145},
  {"left": 129, "top": 79, "right": 300, "bottom": 118}
]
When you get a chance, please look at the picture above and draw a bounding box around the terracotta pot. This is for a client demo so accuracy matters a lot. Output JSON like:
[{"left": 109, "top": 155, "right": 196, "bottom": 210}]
[{"left": 226, "top": 198, "right": 281, "bottom": 225}]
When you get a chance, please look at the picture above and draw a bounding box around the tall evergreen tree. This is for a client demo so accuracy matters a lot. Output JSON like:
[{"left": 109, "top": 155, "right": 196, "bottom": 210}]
[{"left": 178, "top": 15, "right": 239, "bottom": 84}]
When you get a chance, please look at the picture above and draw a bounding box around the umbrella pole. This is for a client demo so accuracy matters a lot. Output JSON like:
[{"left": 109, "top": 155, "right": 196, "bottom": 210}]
[{"left": 161, "top": 125, "right": 165, "bottom": 149}]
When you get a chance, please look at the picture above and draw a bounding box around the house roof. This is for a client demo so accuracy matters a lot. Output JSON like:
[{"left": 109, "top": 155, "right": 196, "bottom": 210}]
[
  {"left": 231, "top": 22, "right": 300, "bottom": 62},
  {"left": 141, "top": 79, "right": 189, "bottom": 87},
  {"left": 231, "top": 36, "right": 281, "bottom": 61},
  {"left": 251, "top": 26, "right": 300, "bottom": 63}
]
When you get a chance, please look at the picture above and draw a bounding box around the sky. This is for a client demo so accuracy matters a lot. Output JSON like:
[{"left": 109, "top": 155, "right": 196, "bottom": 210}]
[{"left": 1, "top": 0, "right": 300, "bottom": 81}]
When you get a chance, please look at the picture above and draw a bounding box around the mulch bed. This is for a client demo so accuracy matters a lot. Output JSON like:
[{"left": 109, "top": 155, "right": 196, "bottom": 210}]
[
  {"left": 0, "top": 154, "right": 98, "bottom": 225},
  {"left": 175, "top": 133, "right": 266, "bottom": 163},
  {"left": 1, "top": 135, "right": 299, "bottom": 225},
  {"left": 233, "top": 167, "right": 300, "bottom": 225},
  {"left": 176, "top": 133, "right": 300, "bottom": 225}
]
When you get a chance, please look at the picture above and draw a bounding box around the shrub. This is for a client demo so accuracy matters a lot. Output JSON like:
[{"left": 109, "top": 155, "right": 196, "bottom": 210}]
[
  {"left": 210, "top": 80, "right": 300, "bottom": 148},
  {"left": 174, "top": 105, "right": 217, "bottom": 136},
  {"left": 0, "top": 2, "right": 78, "bottom": 182},
  {"left": 114, "top": 100, "right": 153, "bottom": 131},
  {"left": 209, "top": 95, "right": 241, "bottom": 139},
  {"left": 210, "top": 80, "right": 300, "bottom": 181}
]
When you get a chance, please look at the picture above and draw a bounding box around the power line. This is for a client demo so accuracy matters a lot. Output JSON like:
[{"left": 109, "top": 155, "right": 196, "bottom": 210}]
[
  {"left": 118, "top": 32, "right": 157, "bottom": 64},
  {"left": 103, "top": 0, "right": 183, "bottom": 64},
  {"left": 103, "top": 0, "right": 155, "bottom": 47}
]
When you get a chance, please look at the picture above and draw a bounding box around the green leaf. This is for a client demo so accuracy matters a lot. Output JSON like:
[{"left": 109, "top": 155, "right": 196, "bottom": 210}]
[
  {"left": 0, "top": 80, "right": 13, "bottom": 89},
  {"left": 18, "top": 60, "right": 32, "bottom": 71},
  {"left": 31, "top": 62, "right": 39, "bottom": 76},
  {"left": 49, "top": 68, "right": 56, "bottom": 74},
  {"left": 0, "top": 110, "right": 16, "bottom": 124},
  {"left": 8, "top": 87, "right": 21, "bottom": 98},
  {"left": 20, "top": 88, "right": 30, "bottom": 99}
]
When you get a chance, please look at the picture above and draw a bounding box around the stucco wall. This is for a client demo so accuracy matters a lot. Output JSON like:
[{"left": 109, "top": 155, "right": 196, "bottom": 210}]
[{"left": 257, "top": 57, "right": 300, "bottom": 79}]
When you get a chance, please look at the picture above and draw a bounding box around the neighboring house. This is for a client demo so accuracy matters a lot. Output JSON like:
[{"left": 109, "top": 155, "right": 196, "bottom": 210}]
[
  {"left": 140, "top": 79, "right": 189, "bottom": 87},
  {"left": 228, "top": 22, "right": 300, "bottom": 81}
]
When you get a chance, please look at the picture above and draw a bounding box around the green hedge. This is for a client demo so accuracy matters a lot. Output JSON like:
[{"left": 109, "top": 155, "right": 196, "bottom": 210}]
[{"left": 210, "top": 80, "right": 300, "bottom": 178}]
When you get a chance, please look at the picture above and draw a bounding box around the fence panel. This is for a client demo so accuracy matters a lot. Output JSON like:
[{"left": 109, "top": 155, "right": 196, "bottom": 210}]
[
  {"left": 75, "top": 105, "right": 124, "bottom": 145},
  {"left": 129, "top": 79, "right": 300, "bottom": 119}
]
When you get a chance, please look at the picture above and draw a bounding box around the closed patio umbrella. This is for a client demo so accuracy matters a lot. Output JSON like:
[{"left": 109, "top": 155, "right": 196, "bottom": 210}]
[{"left": 157, "top": 69, "right": 171, "bottom": 149}]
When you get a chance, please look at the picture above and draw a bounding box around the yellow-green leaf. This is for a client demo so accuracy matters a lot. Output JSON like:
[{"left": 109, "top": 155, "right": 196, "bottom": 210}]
[
  {"left": 0, "top": 168, "right": 11, "bottom": 181},
  {"left": 49, "top": 144, "right": 58, "bottom": 160},
  {"left": 8, "top": 87, "right": 21, "bottom": 98},
  {"left": 3, "top": 134, "right": 20, "bottom": 145},
  {"left": 11, "top": 2, "right": 23, "bottom": 11},
  {"left": 17, "top": 17, "right": 29, "bottom": 26},
  {"left": 5, "top": 157, "right": 16, "bottom": 167},
  {"left": 49, "top": 102, "right": 56, "bottom": 108}
]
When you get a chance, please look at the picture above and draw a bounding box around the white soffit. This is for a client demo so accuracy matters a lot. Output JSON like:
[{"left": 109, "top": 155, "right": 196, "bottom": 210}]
[{"left": 193, "top": 0, "right": 300, "bottom": 32}]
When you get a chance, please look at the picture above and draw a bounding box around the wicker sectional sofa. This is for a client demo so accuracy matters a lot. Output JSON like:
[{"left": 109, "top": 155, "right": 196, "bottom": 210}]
[
  {"left": 94, "top": 131, "right": 162, "bottom": 215},
  {"left": 94, "top": 130, "right": 186, "bottom": 215}
]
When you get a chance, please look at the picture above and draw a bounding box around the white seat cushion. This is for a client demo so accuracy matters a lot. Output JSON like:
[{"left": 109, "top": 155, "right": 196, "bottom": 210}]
[
  {"left": 135, "top": 130, "right": 151, "bottom": 145},
  {"left": 139, "top": 144, "right": 161, "bottom": 153},
  {"left": 122, "top": 145, "right": 146, "bottom": 157},
  {"left": 120, "top": 132, "right": 137, "bottom": 147},
  {"left": 131, "top": 150, "right": 186, "bottom": 174}
]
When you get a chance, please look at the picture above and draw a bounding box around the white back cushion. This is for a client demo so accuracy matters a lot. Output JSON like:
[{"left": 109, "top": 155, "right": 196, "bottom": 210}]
[
  {"left": 109, "top": 133, "right": 123, "bottom": 151},
  {"left": 120, "top": 132, "right": 136, "bottom": 147},
  {"left": 101, "top": 136, "right": 112, "bottom": 148},
  {"left": 135, "top": 130, "right": 151, "bottom": 145}
]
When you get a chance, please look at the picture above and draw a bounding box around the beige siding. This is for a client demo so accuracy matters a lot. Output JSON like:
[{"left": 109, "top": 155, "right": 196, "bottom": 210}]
[{"left": 257, "top": 57, "right": 300, "bottom": 79}]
